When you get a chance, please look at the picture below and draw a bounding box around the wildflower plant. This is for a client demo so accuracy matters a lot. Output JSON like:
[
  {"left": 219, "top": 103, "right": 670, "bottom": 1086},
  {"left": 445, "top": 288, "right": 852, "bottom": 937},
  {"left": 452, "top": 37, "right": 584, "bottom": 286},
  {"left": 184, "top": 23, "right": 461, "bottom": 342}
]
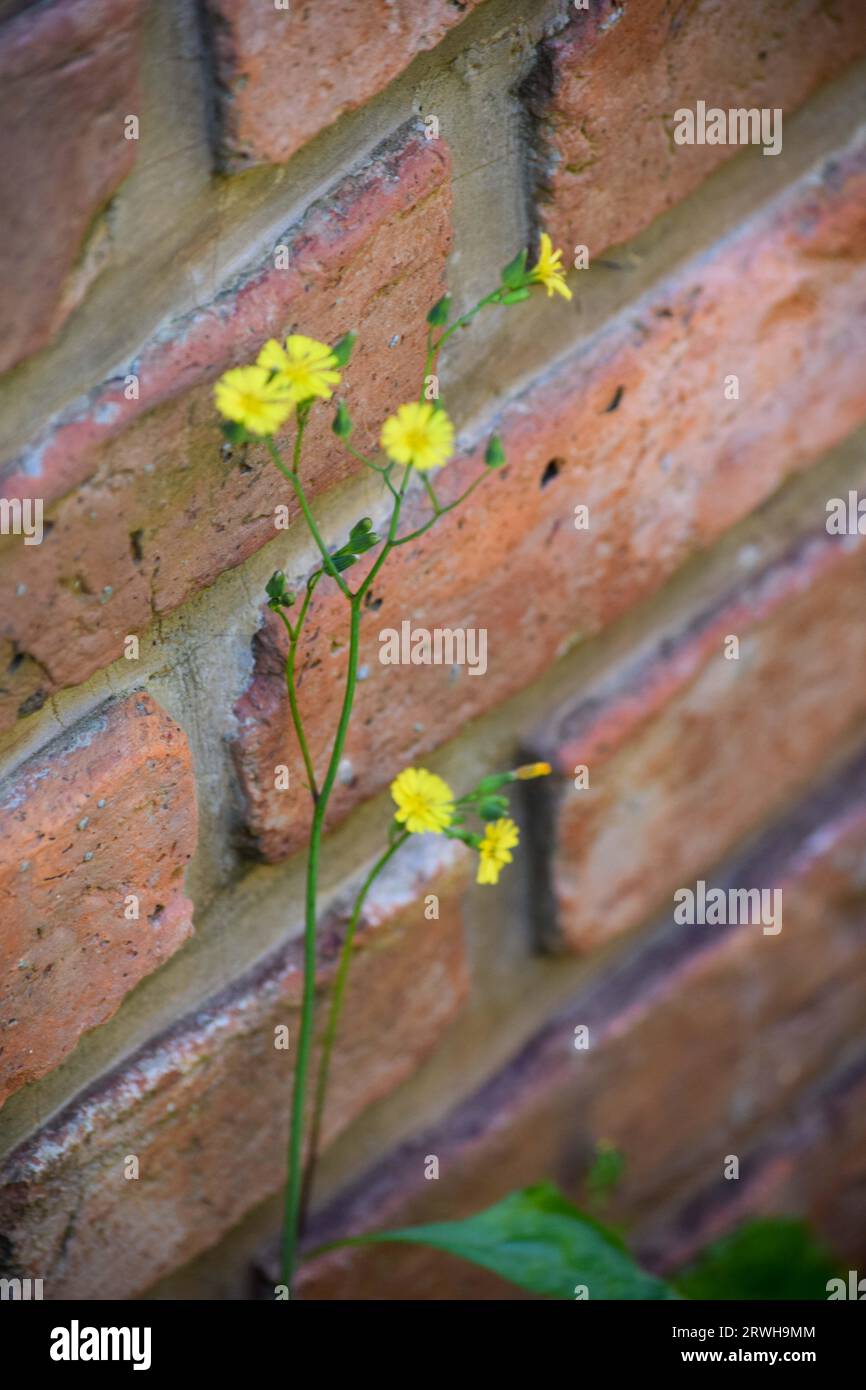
[{"left": 214, "top": 239, "right": 577, "bottom": 1298}]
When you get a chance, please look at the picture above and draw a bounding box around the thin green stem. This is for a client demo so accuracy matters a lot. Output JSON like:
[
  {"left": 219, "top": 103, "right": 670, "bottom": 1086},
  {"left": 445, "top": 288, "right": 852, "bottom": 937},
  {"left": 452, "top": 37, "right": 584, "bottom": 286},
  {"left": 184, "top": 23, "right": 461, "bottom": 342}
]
[
  {"left": 299, "top": 829, "right": 410, "bottom": 1222},
  {"left": 394, "top": 470, "right": 487, "bottom": 547},
  {"left": 266, "top": 438, "right": 352, "bottom": 598},
  {"left": 433, "top": 289, "right": 503, "bottom": 355},
  {"left": 281, "top": 596, "right": 362, "bottom": 1292},
  {"left": 276, "top": 572, "right": 322, "bottom": 801}
]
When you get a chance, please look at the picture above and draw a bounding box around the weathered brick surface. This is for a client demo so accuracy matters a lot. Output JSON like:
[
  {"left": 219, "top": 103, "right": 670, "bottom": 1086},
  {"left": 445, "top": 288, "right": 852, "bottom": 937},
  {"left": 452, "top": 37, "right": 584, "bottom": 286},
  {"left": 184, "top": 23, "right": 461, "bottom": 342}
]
[
  {"left": 528, "top": 0, "right": 866, "bottom": 256},
  {"left": 637, "top": 1056, "right": 866, "bottom": 1277},
  {"left": 233, "top": 140, "right": 866, "bottom": 861},
  {"left": 0, "top": 693, "right": 197, "bottom": 1107},
  {"left": 523, "top": 527, "right": 866, "bottom": 953},
  {"left": 0, "top": 837, "right": 469, "bottom": 1298},
  {"left": 293, "top": 755, "right": 866, "bottom": 1298},
  {"left": 0, "top": 0, "right": 144, "bottom": 374},
  {"left": 0, "top": 131, "right": 452, "bottom": 730},
  {"left": 203, "top": 0, "right": 484, "bottom": 168}
]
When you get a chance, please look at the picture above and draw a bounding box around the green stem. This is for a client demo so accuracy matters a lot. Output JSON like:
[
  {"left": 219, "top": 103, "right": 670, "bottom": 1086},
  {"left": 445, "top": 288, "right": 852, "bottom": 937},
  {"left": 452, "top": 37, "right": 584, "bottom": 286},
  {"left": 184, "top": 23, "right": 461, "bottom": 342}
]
[
  {"left": 281, "top": 595, "right": 362, "bottom": 1293},
  {"left": 266, "top": 438, "right": 352, "bottom": 598},
  {"left": 276, "top": 573, "right": 322, "bottom": 801},
  {"left": 299, "top": 829, "right": 409, "bottom": 1223},
  {"left": 394, "top": 470, "right": 487, "bottom": 547}
]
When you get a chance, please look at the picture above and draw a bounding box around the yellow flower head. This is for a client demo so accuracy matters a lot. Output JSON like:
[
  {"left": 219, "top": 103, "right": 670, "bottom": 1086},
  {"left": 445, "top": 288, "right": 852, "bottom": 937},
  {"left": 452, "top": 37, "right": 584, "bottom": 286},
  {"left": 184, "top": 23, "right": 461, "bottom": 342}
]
[
  {"left": 257, "top": 334, "right": 341, "bottom": 403},
  {"left": 529, "top": 233, "right": 573, "bottom": 301},
  {"left": 380, "top": 401, "right": 454, "bottom": 471},
  {"left": 391, "top": 767, "right": 454, "bottom": 834},
  {"left": 476, "top": 817, "right": 520, "bottom": 886},
  {"left": 514, "top": 762, "right": 552, "bottom": 780},
  {"left": 214, "top": 365, "right": 294, "bottom": 437}
]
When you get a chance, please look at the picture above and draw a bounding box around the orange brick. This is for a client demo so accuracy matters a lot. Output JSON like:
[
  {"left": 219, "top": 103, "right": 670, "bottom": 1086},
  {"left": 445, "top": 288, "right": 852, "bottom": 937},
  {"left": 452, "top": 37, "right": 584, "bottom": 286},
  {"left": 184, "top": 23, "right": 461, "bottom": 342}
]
[
  {"left": 527, "top": 0, "right": 866, "bottom": 255},
  {"left": 202, "top": 0, "right": 485, "bottom": 167},
  {"left": 0, "top": 693, "right": 197, "bottom": 1106},
  {"left": 0, "top": 0, "right": 144, "bottom": 373},
  {"left": 523, "top": 528, "right": 866, "bottom": 952}
]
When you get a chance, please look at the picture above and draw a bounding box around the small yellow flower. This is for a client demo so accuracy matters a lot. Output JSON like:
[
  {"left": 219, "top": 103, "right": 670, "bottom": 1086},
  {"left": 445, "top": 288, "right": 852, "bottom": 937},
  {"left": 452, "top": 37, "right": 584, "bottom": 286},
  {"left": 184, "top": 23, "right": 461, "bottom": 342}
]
[
  {"left": 529, "top": 233, "right": 573, "bottom": 301},
  {"left": 257, "top": 334, "right": 341, "bottom": 403},
  {"left": 514, "top": 762, "right": 552, "bottom": 780},
  {"left": 380, "top": 401, "right": 454, "bottom": 471},
  {"left": 214, "top": 365, "right": 295, "bottom": 436},
  {"left": 476, "top": 817, "right": 520, "bottom": 886},
  {"left": 391, "top": 767, "right": 455, "bottom": 834}
]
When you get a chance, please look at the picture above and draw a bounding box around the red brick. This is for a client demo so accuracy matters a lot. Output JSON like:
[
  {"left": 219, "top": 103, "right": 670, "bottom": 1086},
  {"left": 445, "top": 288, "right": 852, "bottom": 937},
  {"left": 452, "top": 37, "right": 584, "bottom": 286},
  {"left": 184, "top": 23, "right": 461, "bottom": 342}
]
[
  {"left": 294, "top": 757, "right": 866, "bottom": 1298},
  {"left": 0, "top": 0, "right": 144, "bottom": 373},
  {"left": 524, "top": 527, "right": 866, "bottom": 953},
  {"left": 0, "top": 132, "right": 452, "bottom": 729},
  {"left": 202, "top": 0, "right": 485, "bottom": 168},
  {"left": 528, "top": 0, "right": 866, "bottom": 256},
  {"left": 233, "top": 140, "right": 866, "bottom": 861},
  {"left": 0, "top": 692, "right": 197, "bottom": 1107},
  {"left": 0, "top": 837, "right": 469, "bottom": 1298}
]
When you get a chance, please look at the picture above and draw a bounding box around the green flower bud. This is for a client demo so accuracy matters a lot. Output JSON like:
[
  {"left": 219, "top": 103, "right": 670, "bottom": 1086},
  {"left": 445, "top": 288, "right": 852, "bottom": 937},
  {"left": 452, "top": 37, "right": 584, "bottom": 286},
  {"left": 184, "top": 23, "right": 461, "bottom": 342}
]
[
  {"left": 484, "top": 433, "right": 506, "bottom": 468},
  {"left": 331, "top": 331, "right": 357, "bottom": 367},
  {"left": 426, "top": 294, "right": 451, "bottom": 327},
  {"left": 500, "top": 248, "right": 528, "bottom": 290},
  {"left": 332, "top": 401, "right": 353, "bottom": 438}
]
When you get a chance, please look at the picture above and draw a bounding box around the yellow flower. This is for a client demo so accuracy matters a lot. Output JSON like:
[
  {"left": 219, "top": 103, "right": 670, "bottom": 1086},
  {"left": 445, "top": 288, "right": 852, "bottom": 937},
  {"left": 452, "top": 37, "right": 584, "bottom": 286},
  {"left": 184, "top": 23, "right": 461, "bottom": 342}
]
[
  {"left": 391, "top": 767, "right": 455, "bottom": 834},
  {"left": 514, "top": 762, "right": 552, "bottom": 780},
  {"left": 380, "top": 401, "right": 454, "bottom": 471},
  {"left": 529, "top": 233, "right": 573, "bottom": 301},
  {"left": 257, "top": 334, "right": 341, "bottom": 403},
  {"left": 214, "top": 365, "right": 295, "bottom": 436},
  {"left": 476, "top": 817, "right": 520, "bottom": 886}
]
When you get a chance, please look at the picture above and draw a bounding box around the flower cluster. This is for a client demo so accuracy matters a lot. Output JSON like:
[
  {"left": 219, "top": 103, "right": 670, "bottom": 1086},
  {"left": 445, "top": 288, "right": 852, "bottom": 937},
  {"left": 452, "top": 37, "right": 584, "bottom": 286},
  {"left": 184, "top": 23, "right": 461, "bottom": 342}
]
[
  {"left": 390, "top": 762, "right": 552, "bottom": 886},
  {"left": 212, "top": 238, "right": 571, "bottom": 459}
]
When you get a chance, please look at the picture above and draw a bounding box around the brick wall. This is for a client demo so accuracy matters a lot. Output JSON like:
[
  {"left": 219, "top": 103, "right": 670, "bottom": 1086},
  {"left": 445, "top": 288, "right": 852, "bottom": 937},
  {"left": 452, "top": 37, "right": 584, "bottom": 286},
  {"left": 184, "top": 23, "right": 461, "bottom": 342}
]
[{"left": 1, "top": 0, "right": 865, "bottom": 1301}]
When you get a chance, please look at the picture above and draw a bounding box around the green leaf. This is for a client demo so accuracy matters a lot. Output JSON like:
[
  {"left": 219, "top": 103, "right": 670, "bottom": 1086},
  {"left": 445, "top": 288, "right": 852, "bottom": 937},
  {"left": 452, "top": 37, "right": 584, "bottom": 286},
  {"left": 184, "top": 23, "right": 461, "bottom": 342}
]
[
  {"left": 484, "top": 433, "right": 506, "bottom": 468},
  {"left": 331, "top": 332, "right": 357, "bottom": 367},
  {"left": 500, "top": 248, "right": 528, "bottom": 290},
  {"left": 426, "top": 294, "right": 451, "bottom": 327},
  {"left": 327, "top": 1183, "right": 679, "bottom": 1300},
  {"left": 674, "top": 1219, "right": 838, "bottom": 1301},
  {"left": 501, "top": 288, "right": 531, "bottom": 304},
  {"left": 332, "top": 402, "right": 353, "bottom": 438}
]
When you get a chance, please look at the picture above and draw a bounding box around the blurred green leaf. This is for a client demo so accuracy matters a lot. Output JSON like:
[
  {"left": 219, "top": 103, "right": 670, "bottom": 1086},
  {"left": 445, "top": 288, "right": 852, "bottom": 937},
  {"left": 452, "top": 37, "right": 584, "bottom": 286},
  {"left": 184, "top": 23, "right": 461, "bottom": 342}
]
[
  {"left": 325, "top": 1183, "right": 679, "bottom": 1300},
  {"left": 674, "top": 1219, "right": 837, "bottom": 1301}
]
